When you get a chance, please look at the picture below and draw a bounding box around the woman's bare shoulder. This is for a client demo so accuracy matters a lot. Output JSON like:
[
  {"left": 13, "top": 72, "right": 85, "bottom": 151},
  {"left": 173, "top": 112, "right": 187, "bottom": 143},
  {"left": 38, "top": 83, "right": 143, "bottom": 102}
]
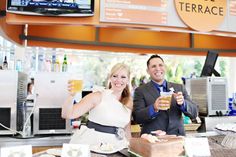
[{"left": 82, "top": 91, "right": 102, "bottom": 106}]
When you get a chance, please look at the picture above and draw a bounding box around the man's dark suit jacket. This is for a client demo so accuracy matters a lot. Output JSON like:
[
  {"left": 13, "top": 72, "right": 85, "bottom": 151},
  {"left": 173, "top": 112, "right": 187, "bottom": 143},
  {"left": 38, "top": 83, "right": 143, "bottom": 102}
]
[{"left": 133, "top": 81, "right": 198, "bottom": 136}]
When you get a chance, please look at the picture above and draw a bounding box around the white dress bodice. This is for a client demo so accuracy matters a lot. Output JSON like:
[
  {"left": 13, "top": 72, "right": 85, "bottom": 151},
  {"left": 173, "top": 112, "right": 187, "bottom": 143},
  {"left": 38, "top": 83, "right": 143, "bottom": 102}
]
[
  {"left": 88, "top": 89, "right": 131, "bottom": 128},
  {"left": 69, "top": 89, "right": 132, "bottom": 153}
]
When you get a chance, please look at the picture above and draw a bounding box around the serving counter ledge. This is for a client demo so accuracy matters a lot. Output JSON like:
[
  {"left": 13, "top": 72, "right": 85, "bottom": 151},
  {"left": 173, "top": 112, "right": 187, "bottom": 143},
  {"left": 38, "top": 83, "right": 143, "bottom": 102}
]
[
  {"left": 0, "top": 135, "right": 71, "bottom": 147},
  {"left": 1, "top": 132, "right": 236, "bottom": 157}
]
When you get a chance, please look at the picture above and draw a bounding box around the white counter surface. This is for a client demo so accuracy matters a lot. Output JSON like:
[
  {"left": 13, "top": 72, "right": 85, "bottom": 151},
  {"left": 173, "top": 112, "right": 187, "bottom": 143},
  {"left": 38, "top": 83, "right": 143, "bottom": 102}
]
[
  {"left": 0, "top": 135, "right": 71, "bottom": 147},
  {"left": 0, "top": 130, "right": 220, "bottom": 148}
]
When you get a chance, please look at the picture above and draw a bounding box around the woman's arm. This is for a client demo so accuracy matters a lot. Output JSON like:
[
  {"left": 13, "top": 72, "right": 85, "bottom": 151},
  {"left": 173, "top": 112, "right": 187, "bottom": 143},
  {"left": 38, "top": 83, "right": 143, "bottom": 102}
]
[
  {"left": 61, "top": 94, "right": 75, "bottom": 119},
  {"left": 124, "top": 122, "right": 131, "bottom": 140},
  {"left": 61, "top": 91, "right": 102, "bottom": 119},
  {"left": 124, "top": 98, "right": 133, "bottom": 140}
]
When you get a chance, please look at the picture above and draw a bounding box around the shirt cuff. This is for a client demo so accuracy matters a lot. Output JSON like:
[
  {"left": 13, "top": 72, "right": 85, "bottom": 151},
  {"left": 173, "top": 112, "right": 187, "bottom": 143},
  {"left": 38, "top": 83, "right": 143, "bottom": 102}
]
[
  {"left": 178, "top": 101, "right": 187, "bottom": 112},
  {"left": 149, "top": 104, "right": 159, "bottom": 118}
]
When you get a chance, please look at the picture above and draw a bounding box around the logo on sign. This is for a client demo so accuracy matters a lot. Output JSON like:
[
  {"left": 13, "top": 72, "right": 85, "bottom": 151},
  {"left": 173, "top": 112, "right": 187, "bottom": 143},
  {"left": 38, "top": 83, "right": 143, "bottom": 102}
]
[{"left": 175, "top": 0, "right": 227, "bottom": 32}]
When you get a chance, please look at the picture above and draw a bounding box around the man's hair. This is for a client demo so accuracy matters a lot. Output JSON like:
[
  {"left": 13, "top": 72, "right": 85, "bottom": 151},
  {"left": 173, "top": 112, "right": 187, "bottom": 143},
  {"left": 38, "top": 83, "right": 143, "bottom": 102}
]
[{"left": 147, "top": 54, "right": 164, "bottom": 67}]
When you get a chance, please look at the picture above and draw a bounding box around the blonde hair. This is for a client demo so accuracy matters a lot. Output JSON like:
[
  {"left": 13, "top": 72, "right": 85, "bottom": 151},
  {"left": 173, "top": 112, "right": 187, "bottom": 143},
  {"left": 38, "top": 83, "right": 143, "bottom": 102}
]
[{"left": 108, "top": 63, "right": 131, "bottom": 105}]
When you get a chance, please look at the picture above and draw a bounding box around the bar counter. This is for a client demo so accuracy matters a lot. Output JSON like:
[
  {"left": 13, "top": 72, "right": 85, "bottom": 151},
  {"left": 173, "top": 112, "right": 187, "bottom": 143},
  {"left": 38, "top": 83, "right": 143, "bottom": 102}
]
[
  {"left": 0, "top": 135, "right": 71, "bottom": 147},
  {"left": 0, "top": 132, "right": 236, "bottom": 157}
]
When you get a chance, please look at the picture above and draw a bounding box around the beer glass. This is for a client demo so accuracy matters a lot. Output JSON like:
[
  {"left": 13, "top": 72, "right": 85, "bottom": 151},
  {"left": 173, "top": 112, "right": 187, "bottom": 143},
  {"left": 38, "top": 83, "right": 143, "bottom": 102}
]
[
  {"left": 69, "top": 73, "right": 83, "bottom": 93},
  {"left": 70, "top": 80, "right": 83, "bottom": 93},
  {"left": 159, "top": 91, "right": 173, "bottom": 110}
]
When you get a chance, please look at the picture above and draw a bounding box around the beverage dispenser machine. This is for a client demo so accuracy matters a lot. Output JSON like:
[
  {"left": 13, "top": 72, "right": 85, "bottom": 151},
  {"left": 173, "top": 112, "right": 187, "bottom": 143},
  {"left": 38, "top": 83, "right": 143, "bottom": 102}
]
[
  {"left": 0, "top": 71, "right": 27, "bottom": 135},
  {"left": 33, "top": 72, "right": 81, "bottom": 135}
]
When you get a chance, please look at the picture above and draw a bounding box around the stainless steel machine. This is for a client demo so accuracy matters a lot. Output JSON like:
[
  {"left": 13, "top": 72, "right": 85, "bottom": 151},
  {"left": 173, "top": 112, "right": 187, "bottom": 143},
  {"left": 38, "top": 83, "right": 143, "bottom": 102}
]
[
  {"left": 186, "top": 77, "right": 228, "bottom": 116},
  {"left": 0, "top": 71, "right": 27, "bottom": 135},
  {"left": 33, "top": 72, "right": 81, "bottom": 135}
]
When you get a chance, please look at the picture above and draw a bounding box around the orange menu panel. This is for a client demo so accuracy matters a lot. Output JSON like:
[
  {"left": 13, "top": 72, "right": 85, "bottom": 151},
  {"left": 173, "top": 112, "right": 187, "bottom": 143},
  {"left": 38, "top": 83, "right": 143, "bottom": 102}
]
[
  {"left": 101, "top": 0, "right": 167, "bottom": 25},
  {"left": 230, "top": 0, "right": 236, "bottom": 16},
  {"left": 105, "top": 0, "right": 163, "bottom": 6},
  {"left": 104, "top": 8, "right": 167, "bottom": 25}
]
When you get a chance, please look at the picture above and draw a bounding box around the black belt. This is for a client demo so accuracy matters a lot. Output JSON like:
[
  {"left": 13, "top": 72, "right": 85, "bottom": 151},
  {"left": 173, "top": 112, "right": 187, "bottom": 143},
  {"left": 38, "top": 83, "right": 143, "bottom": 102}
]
[{"left": 87, "top": 121, "right": 125, "bottom": 140}]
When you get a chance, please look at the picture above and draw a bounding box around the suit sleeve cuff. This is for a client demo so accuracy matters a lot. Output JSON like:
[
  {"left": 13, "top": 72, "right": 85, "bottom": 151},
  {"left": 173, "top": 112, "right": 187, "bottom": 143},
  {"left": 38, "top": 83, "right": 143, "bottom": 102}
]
[
  {"left": 149, "top": 104, "right": 159, "bottom": 118},
  {"left": 178, "top": 101, "right": 187, "bottom": 112}
]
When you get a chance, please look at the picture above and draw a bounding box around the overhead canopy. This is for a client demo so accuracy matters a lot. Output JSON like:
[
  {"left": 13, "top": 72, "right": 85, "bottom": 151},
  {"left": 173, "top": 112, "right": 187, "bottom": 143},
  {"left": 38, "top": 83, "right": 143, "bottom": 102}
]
[{"left": 1, "top": 0, "right": 236, "bottom": 56}]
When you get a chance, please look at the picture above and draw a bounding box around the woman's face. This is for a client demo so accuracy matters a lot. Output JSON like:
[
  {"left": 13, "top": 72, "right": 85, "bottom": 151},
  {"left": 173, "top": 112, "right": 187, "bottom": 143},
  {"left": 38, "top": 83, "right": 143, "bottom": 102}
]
[
  {"left": 110, "top": 68, "right": 129, "bottom": 92},
  {"left": 28, "top": 84, "right": 34, "bottom": 94}
]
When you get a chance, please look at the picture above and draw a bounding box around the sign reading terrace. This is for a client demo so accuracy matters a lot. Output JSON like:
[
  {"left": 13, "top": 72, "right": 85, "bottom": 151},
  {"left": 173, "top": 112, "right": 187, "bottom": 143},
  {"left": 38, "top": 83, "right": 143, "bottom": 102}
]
[{"left": 175, "top": 0, "right": 227, "bottom": 32}]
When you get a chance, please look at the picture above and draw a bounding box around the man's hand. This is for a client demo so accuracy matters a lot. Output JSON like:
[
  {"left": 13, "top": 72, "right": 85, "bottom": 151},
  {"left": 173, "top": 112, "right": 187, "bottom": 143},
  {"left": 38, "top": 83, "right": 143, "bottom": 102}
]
[
  {"left": 173, "top": 92, "right": 184, "bottom": 106},
  {"left": 154, "top": 96, "right": 171, "bottom": 111}
]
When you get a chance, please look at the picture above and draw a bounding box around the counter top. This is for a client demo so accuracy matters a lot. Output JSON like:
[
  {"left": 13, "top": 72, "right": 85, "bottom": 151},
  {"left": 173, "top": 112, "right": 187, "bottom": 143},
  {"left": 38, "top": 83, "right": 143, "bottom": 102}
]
[
  {"left": 32, "top": 135, "right": 236, "bottom": 157},
  {"left": 1, "top": 132, "right": 236, "bottom": 157},
  {"left": 0, "top": 135, "right": 71, "bottom": 147},
  {"left": 186, "top": 130, "right": 220, "bottom": 137},
  {"left": 0, "top": 131, "right": 221, "bottom": 148}
]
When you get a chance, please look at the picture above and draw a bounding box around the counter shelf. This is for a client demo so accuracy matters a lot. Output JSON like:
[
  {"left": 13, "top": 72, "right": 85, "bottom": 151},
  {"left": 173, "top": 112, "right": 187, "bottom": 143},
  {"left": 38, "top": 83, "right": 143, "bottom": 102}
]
[
  {"left": 1, "top": 132, "right": 236, "bottom": 157},
  {"left": 0, "top": 134, "right": 71, "bottom": 147}
]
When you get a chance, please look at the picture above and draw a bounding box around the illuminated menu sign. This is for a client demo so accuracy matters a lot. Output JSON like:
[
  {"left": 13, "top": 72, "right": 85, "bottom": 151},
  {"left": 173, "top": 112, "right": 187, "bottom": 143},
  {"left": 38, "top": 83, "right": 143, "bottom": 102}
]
[
  {"left": 230, "top": 0, "right": 236, "bottom": 16},
  {"left": 100, "top": 0, "right": 168, "bottom": 25}
]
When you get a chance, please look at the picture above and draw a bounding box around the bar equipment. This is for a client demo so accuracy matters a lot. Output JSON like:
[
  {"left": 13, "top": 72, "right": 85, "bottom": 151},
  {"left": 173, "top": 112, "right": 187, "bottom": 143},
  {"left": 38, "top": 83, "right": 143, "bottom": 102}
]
[
  {"left": 33, "top": 72, "right": 81, "bottom": 135},
  {"left": 186, "top": 77, "right": 229, "bottom": 133},
  {"left": 0, "top": 71, "right": 27, "bottom": 135},
  {"left": 186, "top": 77, "right": 228, "bottom": 116}
]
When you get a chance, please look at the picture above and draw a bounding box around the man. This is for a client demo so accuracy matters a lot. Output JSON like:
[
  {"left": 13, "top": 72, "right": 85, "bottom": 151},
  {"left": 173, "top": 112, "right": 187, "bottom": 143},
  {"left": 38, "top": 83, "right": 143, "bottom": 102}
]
[{"left": 133, "top": 54, "right": 198, "bottom": 136}]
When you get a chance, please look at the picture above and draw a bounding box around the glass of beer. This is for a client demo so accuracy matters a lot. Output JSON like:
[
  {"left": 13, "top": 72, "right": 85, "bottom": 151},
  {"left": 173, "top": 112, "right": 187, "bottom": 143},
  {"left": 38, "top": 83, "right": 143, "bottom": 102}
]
[
  {"left": 69, "top": 73, "right": 83, "bottom": 93},
  {"left": 159, "top": 91, "right": 173, "bottom": 110},
  {"left": 69, "top": 79, "right": 83, "bottom": 93}
]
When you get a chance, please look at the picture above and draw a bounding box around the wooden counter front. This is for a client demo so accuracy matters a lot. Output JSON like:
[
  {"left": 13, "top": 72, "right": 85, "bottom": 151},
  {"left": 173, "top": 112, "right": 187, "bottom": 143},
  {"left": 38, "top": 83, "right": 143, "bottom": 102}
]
[{"left": 33, "top": 146, "right": 61, "bottom": 154}]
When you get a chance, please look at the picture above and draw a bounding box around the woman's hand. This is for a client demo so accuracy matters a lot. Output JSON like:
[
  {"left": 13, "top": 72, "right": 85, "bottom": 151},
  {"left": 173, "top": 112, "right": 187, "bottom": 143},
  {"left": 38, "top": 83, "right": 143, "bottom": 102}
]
[{"left": 68, "top": 80, "right": 77, "bottom": 97}]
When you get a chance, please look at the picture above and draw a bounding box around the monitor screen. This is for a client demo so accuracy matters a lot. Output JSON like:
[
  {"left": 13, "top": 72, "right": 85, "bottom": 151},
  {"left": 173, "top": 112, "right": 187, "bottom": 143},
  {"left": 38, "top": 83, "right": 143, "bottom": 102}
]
[
  {"left": 200, "top": 50, "right": 220, "bottom": 77},
  {"left": 7, "top": 0, "right": 94, "bottom": 17},
  {"left": 82, "top": 90, "right": 92, "bottom": 98}
]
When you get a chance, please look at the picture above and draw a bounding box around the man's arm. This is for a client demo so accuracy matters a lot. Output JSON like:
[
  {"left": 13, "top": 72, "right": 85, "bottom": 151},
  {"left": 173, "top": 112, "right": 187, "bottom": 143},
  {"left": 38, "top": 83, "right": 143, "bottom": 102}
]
[
  {"left": 133, "top": 87, "right": 156, "bottom": 124},
  {"left": 181, "top": 84, "right": 198, "bottom": 119}
]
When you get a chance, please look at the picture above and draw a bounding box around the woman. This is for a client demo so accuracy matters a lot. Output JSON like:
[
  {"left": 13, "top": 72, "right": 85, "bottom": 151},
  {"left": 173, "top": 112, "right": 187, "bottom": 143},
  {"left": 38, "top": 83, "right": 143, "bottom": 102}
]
[
  {"left": 62, "top": 63, "right": 133, "bottom": 153},
  {"left": 27, "top": 83, "right": 34, "bottom": 95}
]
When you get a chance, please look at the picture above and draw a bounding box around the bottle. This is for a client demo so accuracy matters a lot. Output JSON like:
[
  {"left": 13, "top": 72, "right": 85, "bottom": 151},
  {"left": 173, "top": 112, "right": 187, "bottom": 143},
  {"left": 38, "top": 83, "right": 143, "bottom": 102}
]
[
  {"left": 55, "top": 58, "right": 60, "bottom": 72},
  {"left": 38, "top": 53, "right": 44, "bottom": 72},
  {"left": 51, "top": 54, "right": 56, "bottom": 72},
  {"left": 228, "top": 97, "right": 236, "bottom": 116},
  {"left": 62, "top": 54, "right": 68, "bottom": 72},
  {"left": 3, "top": 56, "right": 8, "bottom": 70},
  {"left": 15, "top": 59, "right": 22, "bottom": 71}
]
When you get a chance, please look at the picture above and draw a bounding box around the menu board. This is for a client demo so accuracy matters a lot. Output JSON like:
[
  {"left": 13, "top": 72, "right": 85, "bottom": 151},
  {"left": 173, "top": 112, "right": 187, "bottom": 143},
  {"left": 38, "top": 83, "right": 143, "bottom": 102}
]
[
  {"left": 100, "top": 0, "right": 171, "bottom": 26},
  {"left": 100, "top": 0, "right": 236, "bottom": 33},
  {"left": 230, "top": 0, "right": 236, "bottom": 15},
  {"left": 227, "top": 0, "right": 236, "bottom": 32}
]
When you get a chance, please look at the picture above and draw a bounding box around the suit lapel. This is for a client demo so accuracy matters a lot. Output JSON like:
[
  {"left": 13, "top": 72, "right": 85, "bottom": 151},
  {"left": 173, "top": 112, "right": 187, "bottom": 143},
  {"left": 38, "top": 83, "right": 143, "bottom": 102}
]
[
  {"left": 145, "top": 81, "right": 177, "bottom": 100},
  {"left": 146, "top": 82, "right": 159, "bottom": 99},
  {"left": 166, "top": 82, "right": 171, "bottom": 92},
  {"left": 167, "top": 82, "right": 175, "bottom": 92}
]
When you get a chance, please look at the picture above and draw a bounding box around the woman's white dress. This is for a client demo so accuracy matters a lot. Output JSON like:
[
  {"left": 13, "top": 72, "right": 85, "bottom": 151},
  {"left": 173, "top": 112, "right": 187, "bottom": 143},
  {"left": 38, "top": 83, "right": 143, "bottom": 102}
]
[{"left": 70, "top": 89, "right": 131, "bottom": 153}]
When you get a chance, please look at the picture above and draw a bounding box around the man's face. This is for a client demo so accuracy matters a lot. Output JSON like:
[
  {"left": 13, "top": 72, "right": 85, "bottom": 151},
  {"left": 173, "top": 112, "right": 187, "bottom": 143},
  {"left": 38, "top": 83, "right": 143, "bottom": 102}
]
[{"left": 147, "top": 57, "right": 165, "bottom": 83}]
